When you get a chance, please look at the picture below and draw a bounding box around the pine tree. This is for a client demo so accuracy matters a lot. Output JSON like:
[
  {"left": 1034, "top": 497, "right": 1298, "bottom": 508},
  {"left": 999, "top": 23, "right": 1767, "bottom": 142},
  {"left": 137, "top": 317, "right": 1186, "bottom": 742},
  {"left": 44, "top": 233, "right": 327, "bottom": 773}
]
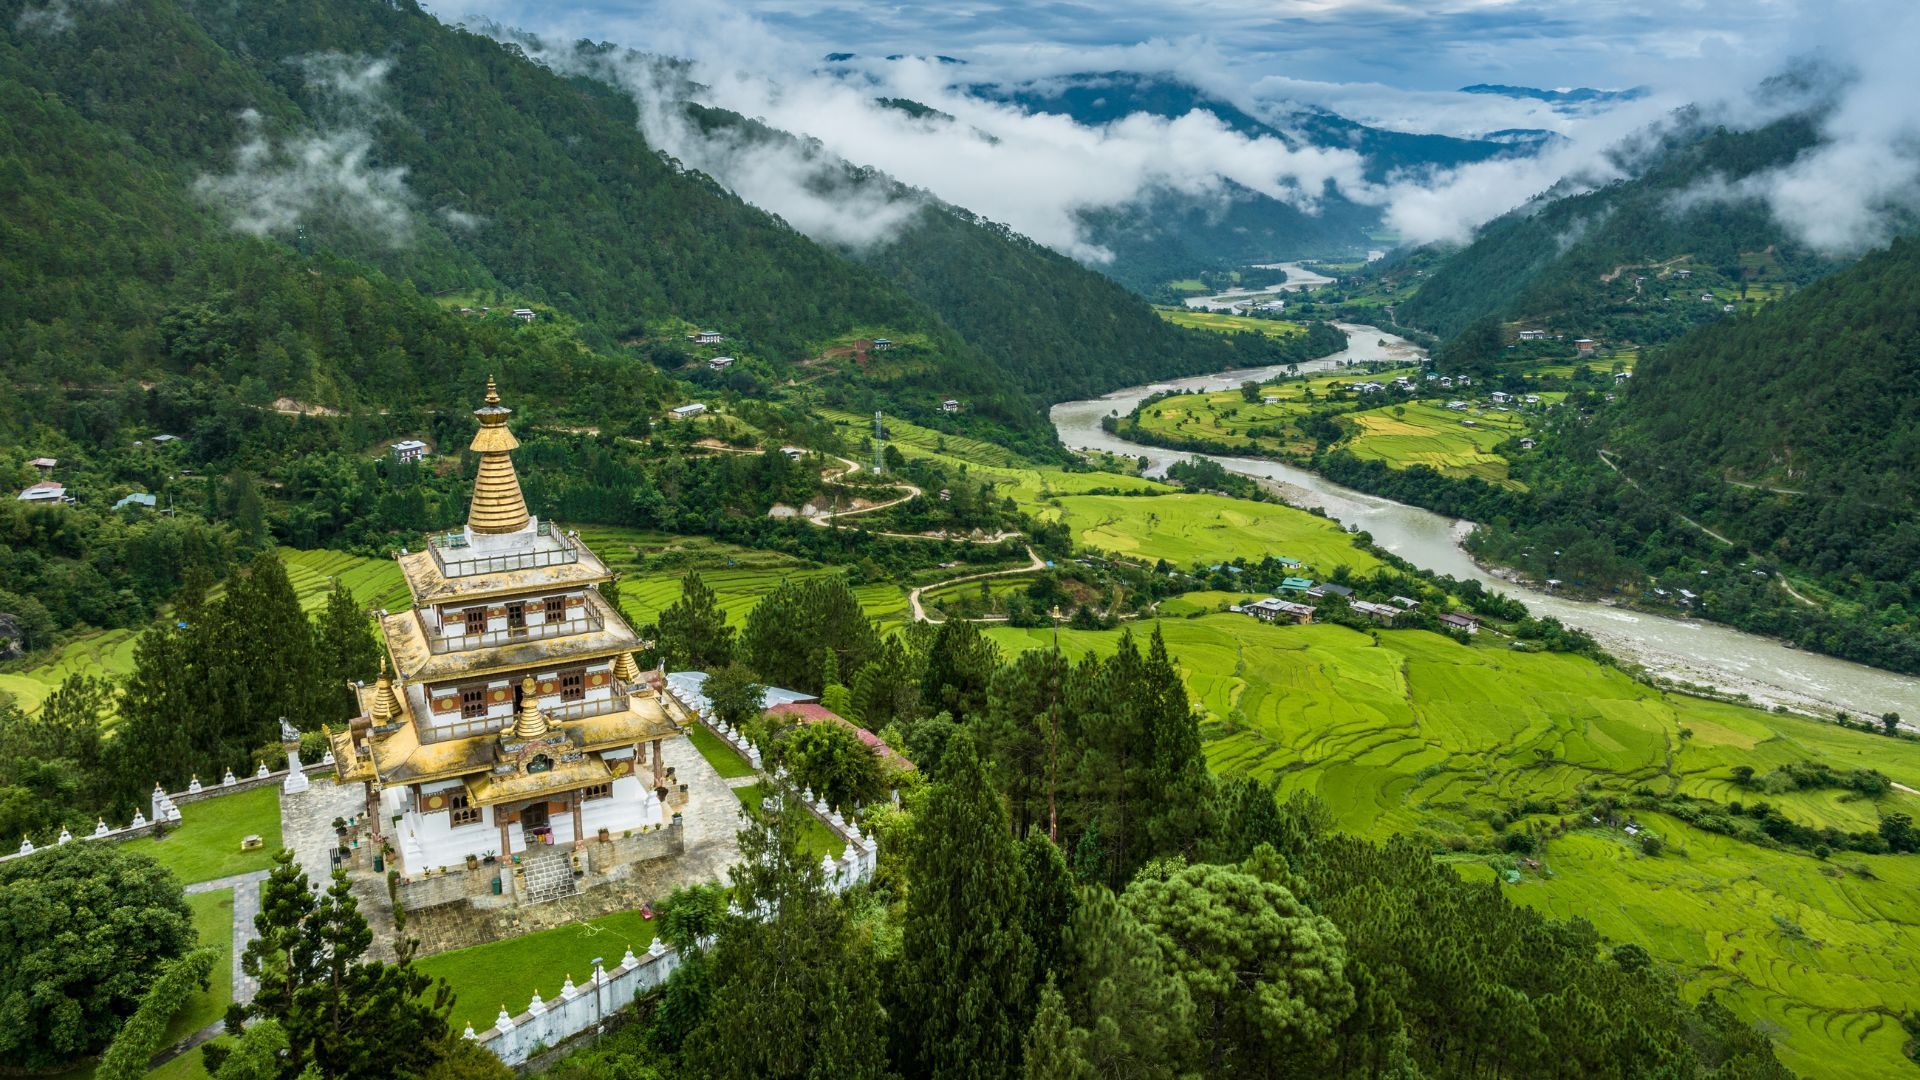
[
  {"left": 311, "top": 582, "right": 380, "bottom": 718},
  {"left": 896, "top": 729, "right": 1034, "bottom": 1079},
  {"left": 1020, "top": 980, "right": 1096, "bottom": 1080},
  {"left": 1058, "top": 885, "right": 1196, "bottom": 1080},
  {"left": 653, "top": 571, "right": 735, "bottom": 672},
  {"left": 919, "top": 617, "right": 1000, "bottom": 720},
  {"left": 213, "top": 850, "right": 451, "bottom": 1079},
  {"left": 850, "top": 635, "right": 921, "bottom": 731},
  {"left": 685, "top": 786, "right": 889, "bottom": 1079},
  {"left": 983, "top": 649, "right": 1058, "bottom": 838}
]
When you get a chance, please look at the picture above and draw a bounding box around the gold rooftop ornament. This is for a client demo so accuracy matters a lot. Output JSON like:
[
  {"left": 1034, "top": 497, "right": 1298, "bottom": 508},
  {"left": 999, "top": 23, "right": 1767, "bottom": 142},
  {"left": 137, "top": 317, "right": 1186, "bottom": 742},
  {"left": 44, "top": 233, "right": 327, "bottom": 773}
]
[{"left": 468, "top": 375, "right": 531, "bottom": 535}]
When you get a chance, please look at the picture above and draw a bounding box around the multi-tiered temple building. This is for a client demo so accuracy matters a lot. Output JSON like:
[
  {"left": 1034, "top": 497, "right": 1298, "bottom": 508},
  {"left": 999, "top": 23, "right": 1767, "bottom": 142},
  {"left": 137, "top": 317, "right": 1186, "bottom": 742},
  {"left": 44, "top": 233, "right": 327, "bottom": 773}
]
[{"left": 329, "top": 379, "right": 680, "bottom": 905}]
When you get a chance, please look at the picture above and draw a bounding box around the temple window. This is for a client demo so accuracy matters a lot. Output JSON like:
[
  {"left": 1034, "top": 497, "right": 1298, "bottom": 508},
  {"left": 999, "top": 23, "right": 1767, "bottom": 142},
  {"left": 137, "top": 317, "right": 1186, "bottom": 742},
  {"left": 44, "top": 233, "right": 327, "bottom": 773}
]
[
  {"left": 560, "top": 668, "right": 585, "bottom": 702},
  {"left": 582, "top": 782, "right": 613, "bottom": 801},
  {"left": 507, "top": 602, "right": 527, "bottom": 630},
  {"left": 460, "top": 685, "right": 488, "bottom": 719},
  {"left": 544, "top": 595, "right": 566, "bottom": 624},
  {"left": 449, "top": 790, "right": 483, "bottom": 827},
  {"left": 462, "top": 607, "right": 485, "bottom": 635}
]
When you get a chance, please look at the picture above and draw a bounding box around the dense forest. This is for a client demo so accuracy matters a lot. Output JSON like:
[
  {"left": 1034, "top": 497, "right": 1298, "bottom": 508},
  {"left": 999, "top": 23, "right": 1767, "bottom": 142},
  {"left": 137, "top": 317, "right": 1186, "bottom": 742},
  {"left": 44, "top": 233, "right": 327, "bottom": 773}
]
[
  {"left": 1395, "top": 111, "right": 1839, "bottom": 343},
  {"left": 1466, "top": 237, "right": 1920, "bottom": 672}
]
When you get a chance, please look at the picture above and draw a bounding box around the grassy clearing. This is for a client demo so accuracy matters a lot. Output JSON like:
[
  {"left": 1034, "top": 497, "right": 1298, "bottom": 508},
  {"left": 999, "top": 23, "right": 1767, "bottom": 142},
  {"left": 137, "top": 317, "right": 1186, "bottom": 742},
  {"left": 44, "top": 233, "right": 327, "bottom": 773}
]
[
  {"left": 981, "top": 615, "right": 1920, "bottom": 1078},
  {"left": 685, "top": 724, "right": 756, "bottom": 779},
  {"left": 818, "top": 408, "right": 1034, "bottom": 469},
  {"left": 172, "top": 889, "right": 236, "bottom": 1041},
  {"left": 417, "top": 909, "right": 660, "bottom": 1034},
  {"left": 122, "top": 785, "right": 282, "bottom": 885},
  {"left": 1154, "top": 308, "right": 1307, "bottom": 338},
  {"left": 733, "top": 782, "right": 846, "bottom": 860}
]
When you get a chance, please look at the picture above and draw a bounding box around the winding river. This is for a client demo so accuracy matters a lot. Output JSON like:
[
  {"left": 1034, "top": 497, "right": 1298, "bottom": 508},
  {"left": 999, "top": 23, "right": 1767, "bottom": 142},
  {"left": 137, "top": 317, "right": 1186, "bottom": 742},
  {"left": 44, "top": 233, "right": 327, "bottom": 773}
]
[{"left": 1053, "top": 285, "right": 1918, "bottom": 718}]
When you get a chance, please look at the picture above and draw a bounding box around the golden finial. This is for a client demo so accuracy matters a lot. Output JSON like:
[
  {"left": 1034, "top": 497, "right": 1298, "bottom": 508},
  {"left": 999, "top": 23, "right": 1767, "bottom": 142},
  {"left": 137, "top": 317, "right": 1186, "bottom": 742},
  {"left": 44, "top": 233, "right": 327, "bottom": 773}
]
[
  {"left": 510, "top": 675, "right": 550, "bottom": 740},
  {"left": 467, "top": 377, "right": 531, "bottom": 534},
  {"left": 369, "top": 658, "right": 403, "bottom": 724},
  {"left": 612, "top": 651, "right": 640, "bottom": 684},
  {"left": 484, "top": 374, "right": 501, "bottom": 406}
]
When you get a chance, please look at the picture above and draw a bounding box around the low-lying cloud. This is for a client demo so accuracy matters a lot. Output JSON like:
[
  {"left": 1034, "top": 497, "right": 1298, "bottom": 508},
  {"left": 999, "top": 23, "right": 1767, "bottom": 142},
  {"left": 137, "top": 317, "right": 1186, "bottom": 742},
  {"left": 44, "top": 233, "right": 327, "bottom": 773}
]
[{"left": 193, "top": 54, "right": 436, "bottom": 247}]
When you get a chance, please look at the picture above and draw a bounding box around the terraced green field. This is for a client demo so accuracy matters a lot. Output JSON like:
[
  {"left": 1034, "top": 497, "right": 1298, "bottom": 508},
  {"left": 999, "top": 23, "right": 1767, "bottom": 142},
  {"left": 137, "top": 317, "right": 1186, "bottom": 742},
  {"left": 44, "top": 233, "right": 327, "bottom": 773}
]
[
  {"left": 1342, "top": 401, "right": 1530, "bottom": 485},
  {"left": 982, "top": 615, "right": 1920, "bottom": 1078},
  {"left": 1153, "top": 308, "right": 1308, "bottom": 338},
  {"left": 818, "top": 408, "right": 1034, "bottom": 469},
  {"left": 2, "top": 548, "right": 411, "bottom": 715}
]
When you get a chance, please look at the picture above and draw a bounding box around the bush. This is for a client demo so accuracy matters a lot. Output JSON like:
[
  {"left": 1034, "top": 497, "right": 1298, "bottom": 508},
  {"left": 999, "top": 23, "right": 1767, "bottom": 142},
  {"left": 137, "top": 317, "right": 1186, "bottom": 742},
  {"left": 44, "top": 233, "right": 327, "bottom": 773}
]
[{"left": 0, "top": 844, "right": 193, "bottom": 1070}]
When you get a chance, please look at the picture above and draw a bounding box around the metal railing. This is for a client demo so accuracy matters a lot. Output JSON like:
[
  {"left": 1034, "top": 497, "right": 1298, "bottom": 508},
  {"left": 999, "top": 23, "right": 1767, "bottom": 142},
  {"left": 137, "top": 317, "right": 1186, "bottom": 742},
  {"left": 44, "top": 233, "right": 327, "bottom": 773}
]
[
  {"left": 428, "top": 522, "right": 582, "bottom": 578},
  {"left": 424, "top": 606, "right": 605, "bottom": 655}
]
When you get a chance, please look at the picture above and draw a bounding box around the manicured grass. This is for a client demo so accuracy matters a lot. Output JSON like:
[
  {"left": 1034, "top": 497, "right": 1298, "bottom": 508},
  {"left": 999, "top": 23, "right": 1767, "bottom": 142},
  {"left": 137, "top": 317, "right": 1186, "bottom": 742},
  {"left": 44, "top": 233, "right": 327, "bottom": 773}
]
[
  {"left": 981, "top": 614, "right": 1920, "bottom": 1078},
  {"left": 170, "top": 889, "right": 236, "bottom": 1041},
  {"left": 122, "top": 785, "right": 283, "bottom": 885},
  {"left": 1154, "top": 307, "right": 1308, "bottom": 338},
  {"left": 685, "top": 723, "right": 757, "bottom": 779},
  {"left": 417, "top": 910, "right": 660, "bottom": 1034},
  {"left": 733, "top": 782, "right": 846, "bottom": 860}
]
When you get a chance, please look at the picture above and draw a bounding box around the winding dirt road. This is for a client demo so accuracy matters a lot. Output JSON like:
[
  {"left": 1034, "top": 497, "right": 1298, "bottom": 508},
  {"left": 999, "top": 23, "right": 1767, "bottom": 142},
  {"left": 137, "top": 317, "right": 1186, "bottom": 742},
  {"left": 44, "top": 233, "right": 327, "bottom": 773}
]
[{"left": 908, "top": 546, "right": 1048, "bottom": 622}]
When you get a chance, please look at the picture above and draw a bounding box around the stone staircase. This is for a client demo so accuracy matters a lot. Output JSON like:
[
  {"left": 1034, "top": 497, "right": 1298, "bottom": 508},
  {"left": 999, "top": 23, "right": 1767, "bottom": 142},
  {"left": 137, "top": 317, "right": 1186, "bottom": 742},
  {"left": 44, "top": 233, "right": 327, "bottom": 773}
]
[{"left": 520, "top": 850, "right": 578, "bottom": 905}]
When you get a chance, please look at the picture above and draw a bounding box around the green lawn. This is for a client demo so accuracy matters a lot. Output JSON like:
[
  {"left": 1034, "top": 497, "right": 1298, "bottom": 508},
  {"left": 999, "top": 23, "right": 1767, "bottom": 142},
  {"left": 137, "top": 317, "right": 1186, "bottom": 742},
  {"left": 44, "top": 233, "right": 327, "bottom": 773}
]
[
  {"left": 685, "top": 723, "right": 757, "bottom": 779},
  {"left": 417, "top": 910, "right": 660, "bottom": 1034},
  {"left": 733, "top": 782, "right": 846, "bottom": 861},
  {"left": 122, "top": 785, "right": 282, "bottom": 885},
  {"left": 171, "top": 889, "right": 236, "bottom": 1040},
  {"left": 981, "top": 614, "right": 1920, "bottom": 1078}
]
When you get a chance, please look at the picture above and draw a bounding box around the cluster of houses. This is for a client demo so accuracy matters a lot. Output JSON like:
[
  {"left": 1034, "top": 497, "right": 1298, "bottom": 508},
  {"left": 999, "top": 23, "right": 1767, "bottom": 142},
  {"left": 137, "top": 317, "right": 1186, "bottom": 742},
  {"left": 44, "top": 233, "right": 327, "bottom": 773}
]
[
  {"left": 452, "top": 306, "right": 537, "bottom": 322},
  {"left": 1513, "top": 330, "right": 1600, "bottom": 357},
  {"left": 1357, "top": 372, "right": 1477, "bottom": 396},
  {"left": 1234, "top": 576, "right": 1484, "bottom": 635}
]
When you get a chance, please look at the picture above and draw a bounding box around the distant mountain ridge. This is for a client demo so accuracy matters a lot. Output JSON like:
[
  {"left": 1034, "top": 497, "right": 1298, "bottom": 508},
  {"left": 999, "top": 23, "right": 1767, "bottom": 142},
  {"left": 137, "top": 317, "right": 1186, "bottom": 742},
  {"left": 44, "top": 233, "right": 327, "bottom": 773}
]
[{"left": 1460, "top": 83, "right": 1648, "bottom": 107}]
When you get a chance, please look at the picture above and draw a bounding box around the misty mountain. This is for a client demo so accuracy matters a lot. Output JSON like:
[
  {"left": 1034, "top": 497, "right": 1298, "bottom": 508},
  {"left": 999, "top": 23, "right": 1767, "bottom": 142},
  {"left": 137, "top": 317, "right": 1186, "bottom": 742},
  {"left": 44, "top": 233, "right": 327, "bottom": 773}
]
[
  {"left": 964, "top": 71, "right": 1547, "bottom": 288},
  {"left": 1394, "top": 111, "right": 1841, "bottom": 342},
  {"left": 1459, "top": 83, "right": 1649, "bottom": 107}
]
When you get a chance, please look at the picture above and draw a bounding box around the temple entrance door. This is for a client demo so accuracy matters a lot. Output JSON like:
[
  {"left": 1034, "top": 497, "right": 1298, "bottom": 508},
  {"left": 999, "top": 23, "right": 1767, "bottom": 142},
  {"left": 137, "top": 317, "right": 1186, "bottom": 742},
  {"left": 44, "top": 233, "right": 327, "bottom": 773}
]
[{"left": 520, "top": 801, "right": 551, "bottom": 847}]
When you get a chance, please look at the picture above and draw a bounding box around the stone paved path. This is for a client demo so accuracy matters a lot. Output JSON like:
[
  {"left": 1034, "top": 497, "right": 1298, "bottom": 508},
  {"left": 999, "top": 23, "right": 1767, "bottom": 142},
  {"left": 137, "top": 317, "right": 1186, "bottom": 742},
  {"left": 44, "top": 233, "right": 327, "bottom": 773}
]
[
  {"left": 281, "top": 777, "right": 400, "bottom": 961},
  {"left": 159, "top": 868, "right": 271, "bottom": 1068}
]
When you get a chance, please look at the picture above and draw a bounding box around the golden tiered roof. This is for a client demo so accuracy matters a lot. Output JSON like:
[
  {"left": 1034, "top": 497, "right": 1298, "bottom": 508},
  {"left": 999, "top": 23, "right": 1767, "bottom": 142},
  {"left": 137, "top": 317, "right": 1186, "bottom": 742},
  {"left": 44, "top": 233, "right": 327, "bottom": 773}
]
[{"left": 468, "top": 376, "right": 531, "bottom": 535}]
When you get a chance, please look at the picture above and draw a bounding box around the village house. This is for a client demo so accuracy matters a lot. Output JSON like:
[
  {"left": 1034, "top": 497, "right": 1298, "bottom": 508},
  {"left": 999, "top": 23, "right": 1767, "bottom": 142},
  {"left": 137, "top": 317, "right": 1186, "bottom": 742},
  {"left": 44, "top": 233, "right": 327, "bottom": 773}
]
[
  {"left": 670, "top": 403, "right": 707, "bottom": 420},
  {"left": 708, "top": 356, "right": 734, "bottom": 371},
  {"left": 1457, "top": 375, "right": 1473, "bottom": 386},
  {"left": 871, "top": 337, "right": 894, "bottom": 350},
  {"left": 1350, "top": 600, "right": 1400, "bottom": 625},
  {"left": 1517, "top": 329, "right": 1547, "bottom": 341},
  {"left": 1447, "top": 400, "right": 1468, "bottom": 411},
  {"left": 1389, "top": 595, "right": 1419, "bottom": 610},
  {"left": 1675, "top": 268, "right": 1692, "bottom": 279},
  {"left": 1574, "top": 338, "right": 1599, "bottom": 357},
  {"left": 327, "top": 379, "right": 682, "bottom": 909},
  {"left": 151, "top": 433, "right": 181, "bottom": 444},
  {"left": 1246, "top": 597, "right": 1315, "bottom": 625},
  {"left": 1359, "top": 382, "right": 1384, "bottom": 394},
  {"left": 1614, "top": 371, "right": 1632, "bottom": 384},
  {"left": 1307, "top": 582, "right": 1354, "bottom": 600},
  {"left": 1519, "top": 438, "right": 1536, "bottom": 450},
  {"left": 941, "top": 398, "right": 962, "bottom": 413},
  {"left": 511, "top": 308, "right": 536, "bottom": 322},
  {"left": 113, "top": 492, "right": 157, "bottom": 511},
  {"left": 1279, "top": 576, "right": 1314, "bottom": 593},
  {"left": 16, "top": 481, "right": 65, "bottom": 503},
  {"left": 27, "top": 456, "right": 55, "bottom": 471},
  {"left": 1524, "top": 394, "right": 1541, "bottom": 404},
  {"left": 1262, "top": 395, "right": 1280, "bottom": 405},
  {"left": 1490, "top": 391, "right": 1511, "bottom": 404},
  {"left": 692, "top": 330, "right": 724, "bottom": 345},
  {"left": 1438, "top": 612, "right": 1480, "bottom": 634},
  {"left": 391, "top": 439, "right": 430, "bottom": 464}
]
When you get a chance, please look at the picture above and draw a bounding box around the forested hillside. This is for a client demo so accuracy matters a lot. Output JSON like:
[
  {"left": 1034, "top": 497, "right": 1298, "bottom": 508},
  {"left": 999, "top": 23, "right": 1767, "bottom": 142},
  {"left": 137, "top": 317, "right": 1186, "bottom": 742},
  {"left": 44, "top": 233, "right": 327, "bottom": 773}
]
[
  {"left": 1467, "top": 238, "right": 1920, "bottom": 672},
  {"left": 1397, "top": 113, "right": 1838, "bottom": 342}
]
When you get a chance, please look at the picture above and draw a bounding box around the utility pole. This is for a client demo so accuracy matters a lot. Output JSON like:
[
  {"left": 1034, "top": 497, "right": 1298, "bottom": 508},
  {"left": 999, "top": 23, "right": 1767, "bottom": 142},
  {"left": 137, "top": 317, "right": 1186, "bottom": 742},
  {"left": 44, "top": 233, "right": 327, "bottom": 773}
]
[{"left": 1048, "top": 604, "right": 1062, "bottom": 844}]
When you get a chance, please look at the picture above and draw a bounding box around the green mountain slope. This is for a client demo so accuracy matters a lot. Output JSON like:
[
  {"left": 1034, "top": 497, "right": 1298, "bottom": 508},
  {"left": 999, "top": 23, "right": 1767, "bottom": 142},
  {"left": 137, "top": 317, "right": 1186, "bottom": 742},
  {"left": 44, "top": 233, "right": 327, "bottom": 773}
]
[
  {"left": 1467, "top": 238, "right": 1920, "bottom": 673},
  {"left": 1397, "top": 114, "right": 1838, "bottom": 343}
]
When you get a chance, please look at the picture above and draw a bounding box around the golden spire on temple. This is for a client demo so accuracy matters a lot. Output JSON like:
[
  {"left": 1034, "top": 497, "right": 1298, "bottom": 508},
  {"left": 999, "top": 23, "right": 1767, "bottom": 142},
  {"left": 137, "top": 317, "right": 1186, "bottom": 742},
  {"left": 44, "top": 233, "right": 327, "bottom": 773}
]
[
  {"left": 369, "top": 657, "right": 404, "bottom": 725},
  {"left": 611, "top": 651, "right": 641, "bottom": 684},
  {"left": 510, "top": 675, "right": 550, "bottom": 740},
  {"left": 467, "top": 375, "right": 531, "bottom": 535}
]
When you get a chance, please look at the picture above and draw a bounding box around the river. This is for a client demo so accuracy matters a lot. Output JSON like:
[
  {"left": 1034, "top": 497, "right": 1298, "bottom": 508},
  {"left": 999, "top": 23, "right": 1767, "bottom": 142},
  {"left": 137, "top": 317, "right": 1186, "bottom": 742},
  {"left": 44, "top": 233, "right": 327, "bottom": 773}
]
[{"left": 1054, "top": 277, "right": 1918, "bottom": 718}]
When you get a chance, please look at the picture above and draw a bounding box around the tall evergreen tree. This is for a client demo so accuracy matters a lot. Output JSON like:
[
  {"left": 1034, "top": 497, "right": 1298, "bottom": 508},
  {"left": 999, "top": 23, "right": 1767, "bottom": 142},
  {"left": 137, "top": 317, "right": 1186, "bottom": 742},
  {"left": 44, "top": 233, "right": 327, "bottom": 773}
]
[
  {"left": 685, "top": 786, "right": 890, "bottom": 1079},
  {"left": 850, "top": 635, "right": 922, "bottom": 732},
  {"left": 983, "top": 649, "right": 1059, "bottom": 838},
  {"left": 1058, "top": 885, "right": 1196, "bottom": 1080},
  {"left": 742, "top": 576, "right": 880, "bottom": 693},
  {"left": 311, "top": 581, "right": 380, "bottom": 718},
  {"left": 919, "top": 617, "right": 1000, "bottom": 721},
  {"left": 895, "top": 729, "right": 1034, "bottom": 1079},
  {"left": 1020, "top": 980, "right": 1096, "bottom": 1080},
  {"left": 652, "top": 571, "right": 735, "bottom": 672},
  {"left": 212, "top": 850, "right": 451, "bottom": 1080}
]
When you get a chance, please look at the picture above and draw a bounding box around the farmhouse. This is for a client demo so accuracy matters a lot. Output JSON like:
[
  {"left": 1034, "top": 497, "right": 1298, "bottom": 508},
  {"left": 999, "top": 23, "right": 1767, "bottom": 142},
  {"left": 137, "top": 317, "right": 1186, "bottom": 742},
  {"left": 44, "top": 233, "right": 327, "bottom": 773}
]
[
  {"left": 670, "top": 403, "right": 708, "bottom": 420},
  {"left": 1350, "top": 600, "right": 1400, "bottom": 625},
  {"left": 113, "top": 492, "right": 157, "bottom": 511},
  {"left": 1675, "top": 268, "right": 1692, "bottom": 278},
  {"left": 1279, "top": 576, "right": 1314, "bottom": 592},
  {"left": 1574, "top": 338, "right": 1599, "bottom": 357},
  {"left": 1517, "top": 329, "right": 1547, "bottom": 341},
  {"left": 1262, "top": 395, "right": 1280, "bottom": 405},
  {"left": 1438, "top": 612, "right": 1480, "bottom": 634},
  {"left": 151, "top": 433, "right": 181, "bottom": 444},
  {"left": 692, "top": 330, "right": 725, "bottom": 344},
  {"left": 511, "top": 308, "right": 536, "bottom": 322},
  {"left": 1359, "top": 382, "right": 1385, "bottom": 394},
  {"left": 941, "top": 399, "right": 962, "bottom": 413},
  {"left": 16, "top": 481, "right": 65, "bottom": 503},
  {"left": 1447, "top": 400, "right": 1468, "bottom": 411},
  {"left": 872, "top": 337, "right": 894, "bottom": 350},
  {"left": 1307, "top": 582, "right": 1354, "bottom": 600},
  {"left": 27, "top": 456, "right": 55, "bottom": 471},
  {"left": 326, "top": 379, "right": 683, "bottom": 909},
  {"left": 1614, "top": 371, "right": 1632, "bottom": 384},
  {"left": 1490, "top": 391, "right": 1510, "bottom": 404},
  {"left": 1247, "top": 597, "right": 1315, "bottom": 625},
  {"left": 391, "top": 439, "right": 429, "bottom": 463},
  {"left": 708, "top": 356, "right": 734, "bottom": 370},
  {"left": 1519, "top": 438, "right": 1536, "bottom": 450},
  {"left": 1389, "top": 595, "right": 1419, "bottom": 610}
]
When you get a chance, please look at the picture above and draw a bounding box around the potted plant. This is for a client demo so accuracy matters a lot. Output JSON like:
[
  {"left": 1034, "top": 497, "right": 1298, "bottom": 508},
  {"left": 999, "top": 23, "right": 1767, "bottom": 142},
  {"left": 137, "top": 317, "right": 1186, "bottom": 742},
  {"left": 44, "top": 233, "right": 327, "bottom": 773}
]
[
  {"left": 598, "top": 827, "right": 611, "bottom": 843},
  {"left": 466, "top": 853, "right": 480, "bottom": 871}
]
